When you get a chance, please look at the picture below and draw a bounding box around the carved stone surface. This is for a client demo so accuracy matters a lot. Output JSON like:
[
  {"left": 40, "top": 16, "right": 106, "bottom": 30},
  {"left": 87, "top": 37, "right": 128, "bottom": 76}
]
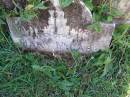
[{"left": 6, "top": 0, "right": 115, "bottom": 54}]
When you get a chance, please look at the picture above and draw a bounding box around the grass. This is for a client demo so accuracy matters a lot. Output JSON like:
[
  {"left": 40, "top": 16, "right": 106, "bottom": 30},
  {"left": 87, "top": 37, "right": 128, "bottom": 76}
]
[
  {"left": 0, "top": 23, "right": 130, "bottom": 97},
  {"left": 0, "top": 0, "right": 130, "bottom": 96}
]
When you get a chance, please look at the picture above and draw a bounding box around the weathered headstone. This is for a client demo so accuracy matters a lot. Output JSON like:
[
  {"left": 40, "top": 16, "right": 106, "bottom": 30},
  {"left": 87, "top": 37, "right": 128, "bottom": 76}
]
[
  {"left": 112, "top": 0, "right": 130, "bottom": 28},
  {"left": 113, "top": 0, "right": 130, "bottom": 18},
  {"left": 6, "top": 0, "right": 115, "bottom": 54},
  {"left": 118, "top": 0, "right": 130, "bottom": 14}
]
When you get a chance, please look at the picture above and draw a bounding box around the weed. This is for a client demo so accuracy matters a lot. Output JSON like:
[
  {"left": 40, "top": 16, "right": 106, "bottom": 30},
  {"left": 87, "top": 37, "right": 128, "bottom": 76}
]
[
  {"left": 0, "top": 0, "right": 130, "bottom": 97},
  {"left": 84, "top": 0, "right": 122, "bottom": 32},
  {"left": 0, "top": 23, "right": 130, "bottom": 97}
]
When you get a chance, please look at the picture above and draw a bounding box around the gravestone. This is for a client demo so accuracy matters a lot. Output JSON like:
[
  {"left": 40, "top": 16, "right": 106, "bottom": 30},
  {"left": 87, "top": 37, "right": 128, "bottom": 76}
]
[
  {"left": 6, "top": 0, "right": 115, "bottom": 54},
  {"left": 118, "top": 0, "right": 130, "bottom": 15},
  {"left": 113, "top": 0, "right": 130, "bottom": 19}
]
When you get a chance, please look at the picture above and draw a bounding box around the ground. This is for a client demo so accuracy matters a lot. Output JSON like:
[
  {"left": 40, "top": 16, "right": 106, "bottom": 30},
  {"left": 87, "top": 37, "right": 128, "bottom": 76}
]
[{"left": 0, "top": 24, "right": 130, "bottom": 97}]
